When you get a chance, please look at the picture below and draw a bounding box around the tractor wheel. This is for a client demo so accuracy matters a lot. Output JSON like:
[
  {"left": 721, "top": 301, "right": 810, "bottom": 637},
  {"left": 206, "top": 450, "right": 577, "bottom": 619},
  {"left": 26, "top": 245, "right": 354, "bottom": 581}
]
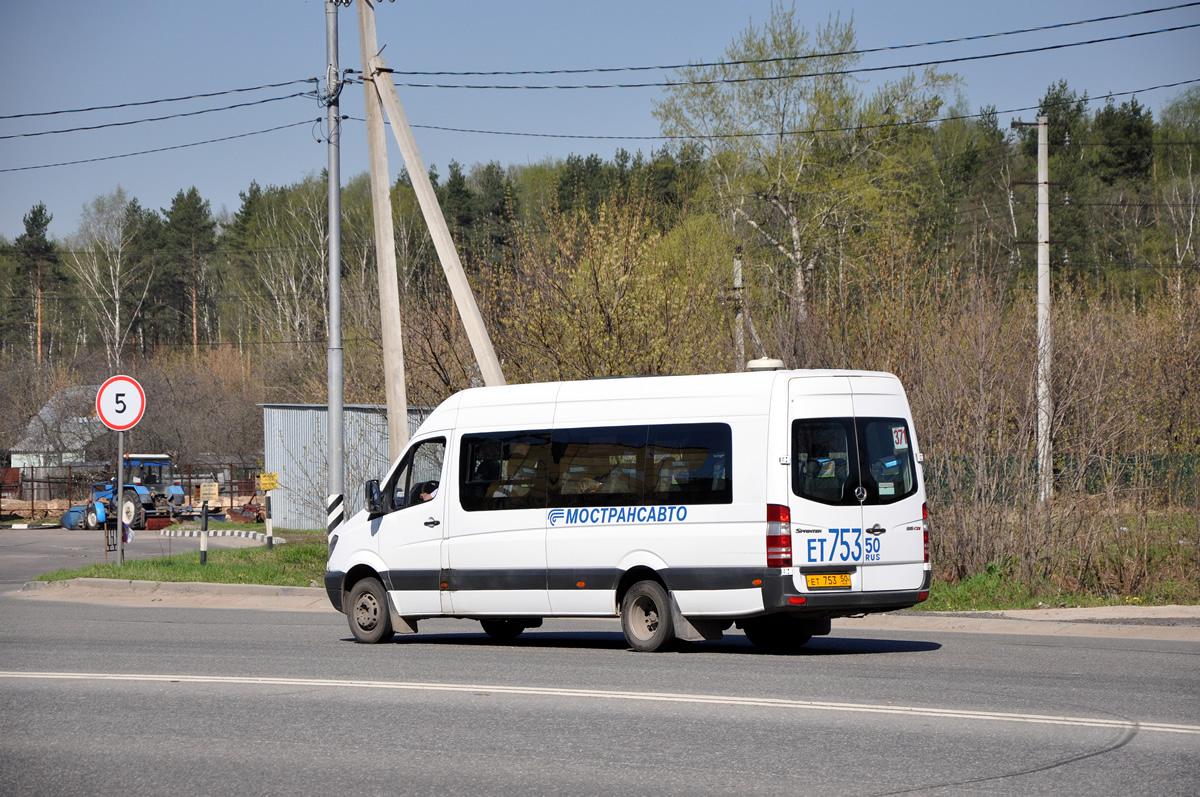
[
  {"left": 122, "top": 490, "right": 145, "bottom": 530},
  {"left": 84, "top": 506, "right": 100, "bottom": 530}
]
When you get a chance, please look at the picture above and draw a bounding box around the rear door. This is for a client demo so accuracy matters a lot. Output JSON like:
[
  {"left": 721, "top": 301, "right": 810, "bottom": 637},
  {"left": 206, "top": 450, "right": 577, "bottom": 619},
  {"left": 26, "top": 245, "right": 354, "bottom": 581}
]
[
  {"left": 788, "top": 376, "right": 864, "bottom": 593},
  {"left": 849, "top": 377, "right": 926, "bottom": 592}
]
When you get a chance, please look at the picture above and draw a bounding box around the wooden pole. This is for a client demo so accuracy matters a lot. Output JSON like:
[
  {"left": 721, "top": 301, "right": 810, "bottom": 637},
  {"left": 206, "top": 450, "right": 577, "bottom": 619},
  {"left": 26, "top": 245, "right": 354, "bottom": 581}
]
[
  {"left": 356, "top": 0, "right": 410, "bottom": 460},
  {"left": 368, "top": 53, "right": 506, "bottom": 388}
]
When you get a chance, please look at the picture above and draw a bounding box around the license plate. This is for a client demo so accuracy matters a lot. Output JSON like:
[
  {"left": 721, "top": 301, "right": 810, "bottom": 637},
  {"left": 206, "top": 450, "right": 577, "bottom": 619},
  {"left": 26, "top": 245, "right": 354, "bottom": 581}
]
[{"left": 806, "top": 573, "right": 851, "bottom": 589}]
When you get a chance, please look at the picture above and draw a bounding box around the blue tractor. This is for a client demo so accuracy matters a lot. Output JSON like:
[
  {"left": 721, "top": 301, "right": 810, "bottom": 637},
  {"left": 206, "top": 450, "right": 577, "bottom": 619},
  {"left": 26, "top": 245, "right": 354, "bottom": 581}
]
[{"left": 84, "top": 453, "right": 187, "bottom": 530}]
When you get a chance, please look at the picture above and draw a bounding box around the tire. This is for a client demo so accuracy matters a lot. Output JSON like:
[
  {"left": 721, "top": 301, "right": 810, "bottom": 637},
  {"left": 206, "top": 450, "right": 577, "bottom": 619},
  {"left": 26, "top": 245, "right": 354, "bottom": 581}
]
[
  {"left": 121, "top": 490, "right": 145, "bottom": 530},
  {"left": 84, "top": 507, "right": 99, "bottom": 530},
  {"left": 740, "top": 614, "right": 814, "bottom": 653},
  {"left": 620, "top": 580, "right": 675, "bottom": 652},
  {"left": 480, "top": 619, "right": 526, "bottom": 641},
  {"left": 346, "top": 577, "right": 394, "bottom": 644}
]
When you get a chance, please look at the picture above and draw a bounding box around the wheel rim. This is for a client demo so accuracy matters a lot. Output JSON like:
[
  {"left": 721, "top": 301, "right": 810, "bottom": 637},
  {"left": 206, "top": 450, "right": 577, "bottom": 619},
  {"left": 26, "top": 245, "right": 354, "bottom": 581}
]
[
  {"left": 629, "top": 594, "right": 660, "bottom": 641},
  {"left": 354, "top": 591, "right": 380, "bottom": 632},
  {"left": 122, "top": 502, "right": 136, "bottom": 524}
]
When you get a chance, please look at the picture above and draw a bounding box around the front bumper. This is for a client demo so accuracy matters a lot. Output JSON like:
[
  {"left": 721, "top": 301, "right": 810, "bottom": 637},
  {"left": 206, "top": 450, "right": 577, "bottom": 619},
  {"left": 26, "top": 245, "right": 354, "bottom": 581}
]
[{"left": 324, "top": 571, "right": 344, "bottom": 612}]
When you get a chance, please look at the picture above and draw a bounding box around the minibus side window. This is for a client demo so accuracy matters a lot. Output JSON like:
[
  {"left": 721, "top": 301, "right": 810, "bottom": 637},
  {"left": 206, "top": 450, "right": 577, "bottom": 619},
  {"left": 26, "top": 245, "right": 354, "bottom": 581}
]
[
  {"left": 645, "top": 423, "right": 732, "bottom": 505},
  {"left": 385, "top": 437, "right": 445, "bottom": 511},
  {"left": 459, "top": 432, "right": 551, "bottom": 512},
  {"left": 457, "top": 423, "right": 734, "bottom": 511},
  {"left": 551, "top": 426, "right": 646, "bottom": 508}
]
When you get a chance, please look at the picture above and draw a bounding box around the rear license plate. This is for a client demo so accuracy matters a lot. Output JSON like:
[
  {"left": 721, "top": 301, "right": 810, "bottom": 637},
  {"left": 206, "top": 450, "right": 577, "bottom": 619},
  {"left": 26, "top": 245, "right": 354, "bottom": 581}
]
[{"left": 806, "top": 573, "right": 851, "bottom": 589}]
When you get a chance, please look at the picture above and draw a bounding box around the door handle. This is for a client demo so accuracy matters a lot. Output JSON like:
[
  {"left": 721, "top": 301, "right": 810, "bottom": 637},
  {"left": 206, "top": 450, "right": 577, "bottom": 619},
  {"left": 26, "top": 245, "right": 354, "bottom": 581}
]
[{"left": 424, "top": 518, "right": 440, "bottom": 528}]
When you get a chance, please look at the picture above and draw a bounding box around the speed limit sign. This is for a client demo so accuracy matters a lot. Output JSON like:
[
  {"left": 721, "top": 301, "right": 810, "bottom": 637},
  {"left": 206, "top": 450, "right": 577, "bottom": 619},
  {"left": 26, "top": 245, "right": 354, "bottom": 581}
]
[{"left": 96, "top": 375, "right": 146, "bottom": 431}]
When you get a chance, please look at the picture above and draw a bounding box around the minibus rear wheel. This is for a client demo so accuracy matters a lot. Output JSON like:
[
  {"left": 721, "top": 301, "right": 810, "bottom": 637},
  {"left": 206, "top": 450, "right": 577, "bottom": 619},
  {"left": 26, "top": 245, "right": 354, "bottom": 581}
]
[
  {"left": 740, "top": 614, "right": 812, "bottom": 653},
  {"left": 480, "top": 619, "right": 525, "bottom": 640},
  {"left": 621, "top": 580, "right": 675, "bottom": 652},
  {"left": 347, "top": 577, "right": 393, "bottom": 643}
]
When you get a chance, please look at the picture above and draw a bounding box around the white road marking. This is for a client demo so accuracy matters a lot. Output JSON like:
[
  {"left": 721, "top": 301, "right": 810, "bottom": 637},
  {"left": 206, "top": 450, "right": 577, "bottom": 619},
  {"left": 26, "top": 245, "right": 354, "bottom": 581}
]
[{"left": 2, "top": 670, "right": 1197, "bottom": 735}]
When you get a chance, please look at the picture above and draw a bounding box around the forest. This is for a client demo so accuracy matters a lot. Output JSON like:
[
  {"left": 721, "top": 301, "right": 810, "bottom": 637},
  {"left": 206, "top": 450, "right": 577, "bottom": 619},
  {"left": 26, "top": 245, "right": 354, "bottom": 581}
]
[{"left": 2, "top": 9, "right": 1197, "bottom": 600}]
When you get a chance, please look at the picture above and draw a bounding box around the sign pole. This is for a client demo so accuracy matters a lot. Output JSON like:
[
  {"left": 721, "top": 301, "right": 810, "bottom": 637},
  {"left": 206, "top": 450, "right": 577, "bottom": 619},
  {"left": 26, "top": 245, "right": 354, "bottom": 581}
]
[
  {"left": 95, "top": 375, "right": 146, "bottom": 569},
  {"left": 117, "top": 430, "right": 125, "bottom": 566}
]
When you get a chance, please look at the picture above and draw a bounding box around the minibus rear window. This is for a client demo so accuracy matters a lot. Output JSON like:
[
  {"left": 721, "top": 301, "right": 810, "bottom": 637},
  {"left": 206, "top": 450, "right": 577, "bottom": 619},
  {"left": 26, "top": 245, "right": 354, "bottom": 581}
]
[{"left": 792, "top": 417, "right": 916, "bottom": 505}]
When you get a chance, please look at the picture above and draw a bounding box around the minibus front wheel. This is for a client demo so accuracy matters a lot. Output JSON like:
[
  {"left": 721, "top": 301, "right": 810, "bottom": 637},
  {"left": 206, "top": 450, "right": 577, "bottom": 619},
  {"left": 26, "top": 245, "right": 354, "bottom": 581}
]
[
  {"left": 347, "top": 577, "right": 394, "bottom": 644},
  {"left": 621, "top": 580, "right": 675, "bottom": 652}
]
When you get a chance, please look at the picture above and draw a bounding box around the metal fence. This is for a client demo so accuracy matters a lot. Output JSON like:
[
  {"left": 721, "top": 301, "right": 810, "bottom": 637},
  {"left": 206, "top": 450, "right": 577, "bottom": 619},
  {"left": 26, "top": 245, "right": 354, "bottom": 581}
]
[{"left": 0, "top": 462, "right": 262, "bottom": 520}]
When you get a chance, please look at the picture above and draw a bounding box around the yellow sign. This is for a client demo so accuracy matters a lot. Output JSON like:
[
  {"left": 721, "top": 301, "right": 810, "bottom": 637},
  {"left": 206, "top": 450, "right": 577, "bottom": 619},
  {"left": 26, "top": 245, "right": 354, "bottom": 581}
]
[
  {"left": 259, "top": 472, "right": 279, "bottom": 492},
  {"left": 198, "top": 482, "right": 220, "bottom": 503}
]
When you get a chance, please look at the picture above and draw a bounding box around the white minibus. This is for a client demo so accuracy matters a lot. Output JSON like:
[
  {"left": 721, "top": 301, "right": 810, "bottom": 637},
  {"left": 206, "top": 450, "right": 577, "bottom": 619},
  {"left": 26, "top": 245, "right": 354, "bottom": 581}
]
[{"left": 324, "top": 369, "right": 930, "bottom": 652}]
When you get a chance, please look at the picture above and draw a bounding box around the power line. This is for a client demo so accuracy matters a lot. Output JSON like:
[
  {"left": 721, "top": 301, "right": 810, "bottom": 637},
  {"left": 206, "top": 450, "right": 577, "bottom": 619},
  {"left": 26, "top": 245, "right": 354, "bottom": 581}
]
[
  {"left": 342, "top": 78, "right": 1200, "bottom": 143},
  {"left": 374, "top": 24, "right": 1200, "bottom": 90},
  {"left": 0, "top": 120, "right": 319, "bottom": 174},
  {"left": 388, "top": 3, "right": 1200, "bottom": 78},
  {"left": 0, "top": 79, "right": 319, "bottom": 121},
  {"left": 1, "top": 92, "right": 315, "bottom": 141}
]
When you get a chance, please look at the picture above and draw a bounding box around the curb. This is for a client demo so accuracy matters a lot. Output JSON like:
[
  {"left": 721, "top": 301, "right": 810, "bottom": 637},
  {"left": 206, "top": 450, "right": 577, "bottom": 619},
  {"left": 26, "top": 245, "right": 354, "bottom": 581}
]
[{"left": 22, "top": 578, "right": 323, "bottom": 598}]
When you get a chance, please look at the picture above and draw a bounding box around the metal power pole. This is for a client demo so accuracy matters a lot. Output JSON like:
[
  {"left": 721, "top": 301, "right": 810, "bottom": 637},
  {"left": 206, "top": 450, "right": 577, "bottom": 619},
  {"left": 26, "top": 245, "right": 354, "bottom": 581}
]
[
  {"left": 325, "top": 1, "right": 345, "bottom": 504},
  {"left": 1036, "top": 116, "right": 1052, "bottom": 503}
]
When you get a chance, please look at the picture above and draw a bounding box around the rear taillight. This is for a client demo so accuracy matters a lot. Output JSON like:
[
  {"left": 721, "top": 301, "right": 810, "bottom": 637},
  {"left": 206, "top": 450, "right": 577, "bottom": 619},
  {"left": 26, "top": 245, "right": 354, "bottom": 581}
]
[
  {"left": 922, "top": 502, "right": 931, "bottom": 564},
  {"left": 766, "top": 503, "right": 792, "bottom": 567}
]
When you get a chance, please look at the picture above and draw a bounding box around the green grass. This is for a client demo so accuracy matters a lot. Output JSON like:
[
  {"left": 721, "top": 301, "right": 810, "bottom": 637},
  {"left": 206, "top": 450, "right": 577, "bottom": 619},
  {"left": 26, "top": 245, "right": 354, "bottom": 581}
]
[
  {"left": 36, "top": 540, "right": 328, "bottom": 587},
  {"left": 914, "top": 564, "right": 1199, "bottom": 612}
]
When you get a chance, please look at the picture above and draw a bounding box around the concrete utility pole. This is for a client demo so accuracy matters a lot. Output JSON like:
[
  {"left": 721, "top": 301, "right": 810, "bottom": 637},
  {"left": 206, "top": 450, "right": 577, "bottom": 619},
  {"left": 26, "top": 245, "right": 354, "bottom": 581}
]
[
  {"left": 326, "top": 0, "right": 345, "bottom": 507},
  {"left": 733, "top": 247, "right": 745, "bottom": 369},
  {"left": 356, "top": 0, "right": 506, "bottom": 391},
  {"left": 1035, "top": 116, "right": 1052, "bottom": 503},
  {"left": 356, "top": 0, "right": 410, "bottom": 461}
]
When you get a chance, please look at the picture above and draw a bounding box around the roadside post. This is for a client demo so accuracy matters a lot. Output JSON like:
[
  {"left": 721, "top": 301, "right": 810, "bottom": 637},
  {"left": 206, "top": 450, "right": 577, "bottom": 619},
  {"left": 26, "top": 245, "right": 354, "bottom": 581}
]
[
  {"left": 95, "top": 375, "right": 146, "bottom": 567},
  {"left": 260, "top": 472, "right": 278, "bottom": 550},
  {"left": 200, "top": 500, "right": 209, "bottom": 566}
]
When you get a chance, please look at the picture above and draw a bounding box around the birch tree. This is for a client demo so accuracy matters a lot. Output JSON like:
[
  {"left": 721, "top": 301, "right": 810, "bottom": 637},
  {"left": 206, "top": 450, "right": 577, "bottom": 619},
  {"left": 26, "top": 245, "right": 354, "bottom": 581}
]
[
  {"left": 67, "top": 188, "right": 153, "bottom": 369},
  {"left": 654, "top": 3, "right": 953, "bottom": 323}
]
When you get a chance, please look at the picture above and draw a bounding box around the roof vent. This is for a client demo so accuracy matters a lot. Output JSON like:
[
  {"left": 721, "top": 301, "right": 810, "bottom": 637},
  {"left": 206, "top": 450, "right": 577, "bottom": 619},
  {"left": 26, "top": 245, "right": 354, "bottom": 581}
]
[{"left": 746, "top": 358, "right": 785, "bottom": 372}]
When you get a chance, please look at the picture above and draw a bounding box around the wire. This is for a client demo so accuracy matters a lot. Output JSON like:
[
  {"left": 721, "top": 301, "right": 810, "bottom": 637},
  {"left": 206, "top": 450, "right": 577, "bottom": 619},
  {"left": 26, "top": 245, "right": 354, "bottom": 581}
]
[
  {"left": 0, "top": 79, "right": 319, "bottom": 121},
  {"left": 1, "top": 92, "right": 315, "bottom": 141},
  {"left": 341, "top": 78, "right": 1200, "bottom": 143},
  {"left": 387, "top": 3, "right": 1200, "bottom": 78},
  {"left": 377, "top": 24, "right": 1200, "bottom": 90},
  {"left": 0, "top": 120, "right": 319, "bottom": 174}
]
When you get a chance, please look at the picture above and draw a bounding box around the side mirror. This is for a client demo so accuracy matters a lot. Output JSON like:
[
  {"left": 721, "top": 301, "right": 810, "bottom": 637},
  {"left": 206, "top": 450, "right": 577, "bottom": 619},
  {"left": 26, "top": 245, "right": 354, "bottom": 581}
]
[{"left": 365, "top": 479, "right": 385, "bottom": 515}]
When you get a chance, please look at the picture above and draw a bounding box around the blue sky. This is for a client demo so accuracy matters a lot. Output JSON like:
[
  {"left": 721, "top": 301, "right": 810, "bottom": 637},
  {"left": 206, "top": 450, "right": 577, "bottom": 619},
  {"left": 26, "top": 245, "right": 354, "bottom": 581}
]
[{"left": 1, "top": 1, "right": 1197, "bottom": 241}]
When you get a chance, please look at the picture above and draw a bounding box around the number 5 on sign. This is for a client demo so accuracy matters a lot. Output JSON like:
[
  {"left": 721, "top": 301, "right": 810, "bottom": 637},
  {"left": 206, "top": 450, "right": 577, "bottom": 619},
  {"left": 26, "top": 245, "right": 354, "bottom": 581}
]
[{"left": 96, "top": 375, "right": 146, "bottom": 431}]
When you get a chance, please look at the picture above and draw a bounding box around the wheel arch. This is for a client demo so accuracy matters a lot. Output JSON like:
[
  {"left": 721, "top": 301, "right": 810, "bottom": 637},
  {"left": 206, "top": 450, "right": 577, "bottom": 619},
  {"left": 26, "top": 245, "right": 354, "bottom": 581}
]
[
  {"left": 615, "top": 566, "right": 667, "bottom": 614},
  {"left": 341, "top": 562, "right": 387, "bottom": 599}
]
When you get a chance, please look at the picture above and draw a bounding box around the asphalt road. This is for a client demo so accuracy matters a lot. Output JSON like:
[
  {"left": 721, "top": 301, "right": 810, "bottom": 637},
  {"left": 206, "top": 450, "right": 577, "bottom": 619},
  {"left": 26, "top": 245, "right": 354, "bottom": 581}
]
[
  {"left": 0, "top": 526, "right": 265, "bottom": 591},
  {"left": 1, "top": 528, "right": 1198, "bottom": 795}
]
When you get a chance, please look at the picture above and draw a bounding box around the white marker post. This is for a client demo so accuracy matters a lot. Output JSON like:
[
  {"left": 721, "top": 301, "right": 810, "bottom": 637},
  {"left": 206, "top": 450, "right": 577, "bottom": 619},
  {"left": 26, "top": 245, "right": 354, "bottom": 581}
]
[
  {"left": 95, "top": 376, "right": 146, "bottom": 567},
  {"left": 260, "top": 472, "right": 278, "bottom": 550}
]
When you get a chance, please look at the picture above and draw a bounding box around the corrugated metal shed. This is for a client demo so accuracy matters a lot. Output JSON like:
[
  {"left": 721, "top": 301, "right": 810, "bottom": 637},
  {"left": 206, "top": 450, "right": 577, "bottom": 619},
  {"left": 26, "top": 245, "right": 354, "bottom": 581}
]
[{"left": 261, "top": 404, "right": 428, "bottom": 531}]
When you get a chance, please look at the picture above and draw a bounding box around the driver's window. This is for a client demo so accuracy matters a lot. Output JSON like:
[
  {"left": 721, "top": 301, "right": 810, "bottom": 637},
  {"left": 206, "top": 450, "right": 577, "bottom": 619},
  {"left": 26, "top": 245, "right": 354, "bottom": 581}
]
[{"left": 388, "top": 437, "right": 446, "bottom": 511}]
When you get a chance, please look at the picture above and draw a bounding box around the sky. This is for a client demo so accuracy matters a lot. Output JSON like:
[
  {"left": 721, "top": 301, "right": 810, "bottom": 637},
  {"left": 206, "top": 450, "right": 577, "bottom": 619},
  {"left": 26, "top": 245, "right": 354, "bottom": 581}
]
[{"left": 1, "top": 1, "right": 1197, "bottom": 242}]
